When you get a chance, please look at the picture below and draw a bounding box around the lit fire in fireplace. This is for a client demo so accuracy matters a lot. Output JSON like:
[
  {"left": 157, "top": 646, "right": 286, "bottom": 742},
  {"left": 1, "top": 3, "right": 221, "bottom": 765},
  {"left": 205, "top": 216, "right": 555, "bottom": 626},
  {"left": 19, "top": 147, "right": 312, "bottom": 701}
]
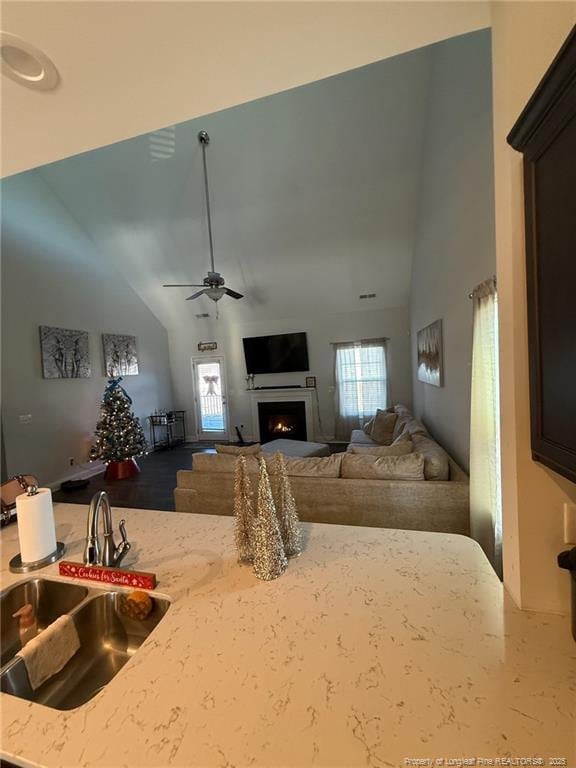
[{"left": 273, "top": 421, "right": 293, "bottom": 433}]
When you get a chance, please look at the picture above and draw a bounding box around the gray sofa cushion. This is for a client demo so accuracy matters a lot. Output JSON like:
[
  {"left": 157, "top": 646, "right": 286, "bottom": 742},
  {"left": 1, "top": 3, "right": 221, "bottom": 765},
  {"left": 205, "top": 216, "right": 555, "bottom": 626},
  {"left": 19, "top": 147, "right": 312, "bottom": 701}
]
[{"left": 350, "top": 429, "right": 379, "bottom": 446}]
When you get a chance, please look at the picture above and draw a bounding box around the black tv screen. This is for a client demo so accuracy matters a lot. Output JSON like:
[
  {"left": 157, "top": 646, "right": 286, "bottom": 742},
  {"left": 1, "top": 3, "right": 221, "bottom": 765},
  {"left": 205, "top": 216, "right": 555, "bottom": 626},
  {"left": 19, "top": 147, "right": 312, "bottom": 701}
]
[{"left": 243, "top": 332, "right": 309, "bottom": 375}]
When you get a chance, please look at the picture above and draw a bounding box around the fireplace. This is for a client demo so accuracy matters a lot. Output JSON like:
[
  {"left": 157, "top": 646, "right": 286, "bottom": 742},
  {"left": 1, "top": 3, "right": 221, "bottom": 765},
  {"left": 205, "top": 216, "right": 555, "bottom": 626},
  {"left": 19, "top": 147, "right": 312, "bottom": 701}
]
[{"left": 258, "top": 401, "right": 307, "bottom": 443}]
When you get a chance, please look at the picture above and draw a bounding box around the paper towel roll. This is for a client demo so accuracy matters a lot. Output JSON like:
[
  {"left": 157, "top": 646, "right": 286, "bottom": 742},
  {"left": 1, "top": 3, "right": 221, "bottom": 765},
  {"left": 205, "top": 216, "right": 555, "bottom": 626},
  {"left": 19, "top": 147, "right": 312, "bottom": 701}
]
[{"left": 16, "top": 488, "right": 57, "bottom": 563}]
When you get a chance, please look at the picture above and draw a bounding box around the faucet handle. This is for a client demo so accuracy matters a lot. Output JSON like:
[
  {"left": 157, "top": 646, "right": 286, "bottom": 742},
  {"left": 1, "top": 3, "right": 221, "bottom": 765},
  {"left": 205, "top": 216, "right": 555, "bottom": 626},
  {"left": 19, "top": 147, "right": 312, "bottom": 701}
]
[
  {"left": 119, "top": 519, "right": 129, "bottom": 544},
  {"left": 114, "top": 519, "right": 131, "bottom": 566}
]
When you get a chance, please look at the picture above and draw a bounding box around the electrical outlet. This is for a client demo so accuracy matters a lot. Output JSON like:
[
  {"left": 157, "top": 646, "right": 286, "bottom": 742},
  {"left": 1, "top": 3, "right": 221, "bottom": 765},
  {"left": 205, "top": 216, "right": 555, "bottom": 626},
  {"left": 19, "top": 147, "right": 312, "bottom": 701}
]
[
  {"left": 563, "top": 503, "right": 576, "bottom": 544},
  {"left": 68, "top": 457, "right": 75, "bottom": 467}
]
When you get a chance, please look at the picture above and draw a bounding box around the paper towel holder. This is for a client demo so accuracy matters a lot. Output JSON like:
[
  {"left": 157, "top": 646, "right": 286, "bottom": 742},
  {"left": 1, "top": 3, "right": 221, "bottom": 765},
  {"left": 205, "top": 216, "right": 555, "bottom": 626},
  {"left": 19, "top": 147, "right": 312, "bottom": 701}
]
[
  {"left": 9, "top": 484, "right": 66, "bottom": 573},
  {"left": 9, "top": 542, "right": 66, "bottom": 573}
]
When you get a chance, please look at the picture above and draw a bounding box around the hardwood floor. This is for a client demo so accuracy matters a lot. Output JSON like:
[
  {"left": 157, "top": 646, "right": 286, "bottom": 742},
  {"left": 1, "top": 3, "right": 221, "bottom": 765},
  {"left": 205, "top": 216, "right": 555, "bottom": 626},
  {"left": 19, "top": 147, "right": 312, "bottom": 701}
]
[
  {"left": 52, "top": 443, "right": 215, "bottom": 512},
  {"left": 52, "top": 441, "right": 345, "bottom": 512}
]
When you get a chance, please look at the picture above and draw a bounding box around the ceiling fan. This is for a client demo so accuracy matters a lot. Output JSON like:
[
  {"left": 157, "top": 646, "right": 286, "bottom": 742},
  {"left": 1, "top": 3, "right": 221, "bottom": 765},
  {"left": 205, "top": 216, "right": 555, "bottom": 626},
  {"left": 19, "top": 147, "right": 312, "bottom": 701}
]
[{"left": 163, "top": 130, "right": 244, "bottom": 303}]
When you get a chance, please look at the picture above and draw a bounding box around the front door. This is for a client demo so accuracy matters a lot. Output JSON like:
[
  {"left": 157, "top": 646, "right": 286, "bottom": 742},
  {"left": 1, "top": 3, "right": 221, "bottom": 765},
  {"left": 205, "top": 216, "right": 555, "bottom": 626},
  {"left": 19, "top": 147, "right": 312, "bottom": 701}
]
[{"left": 192, "top": 357, "right": 229, "bottom": 441}]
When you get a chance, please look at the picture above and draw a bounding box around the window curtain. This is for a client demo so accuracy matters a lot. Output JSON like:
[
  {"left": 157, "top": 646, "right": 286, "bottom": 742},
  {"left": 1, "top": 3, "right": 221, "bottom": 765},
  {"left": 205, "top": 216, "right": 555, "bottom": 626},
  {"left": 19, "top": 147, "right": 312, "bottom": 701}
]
[
  {"left": 470, "top": 278, "right": 502, "bottom": 577},
  {"left": 333, "top": 339, "right": 388, "bottom": 441}
]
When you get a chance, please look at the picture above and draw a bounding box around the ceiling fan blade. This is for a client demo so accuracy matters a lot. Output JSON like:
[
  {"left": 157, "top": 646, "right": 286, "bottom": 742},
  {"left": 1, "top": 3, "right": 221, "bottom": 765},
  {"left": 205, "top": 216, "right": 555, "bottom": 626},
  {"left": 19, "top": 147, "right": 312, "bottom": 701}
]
[
  {"left": 186, "top": 289, "right": 208, "bottom": 301},
  {"left": 224, "top": 287, "right": 244, "bottom": 300},
  {"left": 163, "top": 284, "right": 206, "bottom": 288}
]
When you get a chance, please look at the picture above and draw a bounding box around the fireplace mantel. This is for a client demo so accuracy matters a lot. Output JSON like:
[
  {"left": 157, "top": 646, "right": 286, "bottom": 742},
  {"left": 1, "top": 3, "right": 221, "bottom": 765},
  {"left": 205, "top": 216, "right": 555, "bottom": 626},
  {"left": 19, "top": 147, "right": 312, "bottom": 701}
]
[{"left": 247, "top": 388, "right": 317, "bottom": 442}]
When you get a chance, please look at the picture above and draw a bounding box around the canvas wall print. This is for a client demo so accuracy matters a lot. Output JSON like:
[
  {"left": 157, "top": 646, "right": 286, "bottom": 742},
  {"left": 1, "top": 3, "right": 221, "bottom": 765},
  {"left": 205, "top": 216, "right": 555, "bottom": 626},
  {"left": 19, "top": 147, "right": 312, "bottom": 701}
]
[
  {"left": 417, "top": 319, "right": 444, "bottom": 387},
  {"left": 102, "top": 333, "right": 139, "bottom": 376},
  {"left": 39, "top": 326, "right": 91, "bottom": 379}
]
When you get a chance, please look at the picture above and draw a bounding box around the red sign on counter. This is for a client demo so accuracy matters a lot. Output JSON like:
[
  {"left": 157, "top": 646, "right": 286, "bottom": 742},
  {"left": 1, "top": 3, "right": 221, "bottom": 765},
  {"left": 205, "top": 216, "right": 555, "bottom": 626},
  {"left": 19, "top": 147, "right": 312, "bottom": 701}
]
[{"left": 59, "top": 561, "right": 157, "bottom": 590}]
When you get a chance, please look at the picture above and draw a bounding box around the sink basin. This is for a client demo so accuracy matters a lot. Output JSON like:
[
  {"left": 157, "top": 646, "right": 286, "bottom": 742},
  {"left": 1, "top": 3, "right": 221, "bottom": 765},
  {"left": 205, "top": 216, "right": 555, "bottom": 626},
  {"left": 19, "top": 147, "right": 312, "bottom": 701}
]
[
  {"left": 0, "top": 578, "right": 88, "bottom": 666},
  {"left": 1, "top": 584, "right": 170, "bottom": 710}
]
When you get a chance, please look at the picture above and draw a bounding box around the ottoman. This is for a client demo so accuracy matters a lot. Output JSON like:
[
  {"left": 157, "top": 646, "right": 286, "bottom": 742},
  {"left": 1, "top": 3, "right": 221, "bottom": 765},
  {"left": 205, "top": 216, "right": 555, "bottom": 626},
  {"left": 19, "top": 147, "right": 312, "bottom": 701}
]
[{"left": 261, "top": 439, "right": 330, "bottom": 457}]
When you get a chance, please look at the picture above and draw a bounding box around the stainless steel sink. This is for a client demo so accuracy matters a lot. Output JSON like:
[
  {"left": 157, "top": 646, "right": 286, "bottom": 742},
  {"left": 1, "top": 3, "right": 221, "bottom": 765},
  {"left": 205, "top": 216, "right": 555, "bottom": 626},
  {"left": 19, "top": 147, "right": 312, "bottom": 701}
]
[
  {"left": 1, "top": 578, "right": 88, "bottom": 666},
  {"left": 0, "top": 580, "right": 170, "bottom": 710}
]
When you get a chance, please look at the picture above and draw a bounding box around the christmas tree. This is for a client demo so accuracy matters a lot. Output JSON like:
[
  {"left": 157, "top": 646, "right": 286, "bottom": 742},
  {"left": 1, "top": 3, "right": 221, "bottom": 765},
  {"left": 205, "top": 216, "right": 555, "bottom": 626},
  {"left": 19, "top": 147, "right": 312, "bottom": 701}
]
[{"left": 90, "top": 378, "right": 147, "bottom": 464}]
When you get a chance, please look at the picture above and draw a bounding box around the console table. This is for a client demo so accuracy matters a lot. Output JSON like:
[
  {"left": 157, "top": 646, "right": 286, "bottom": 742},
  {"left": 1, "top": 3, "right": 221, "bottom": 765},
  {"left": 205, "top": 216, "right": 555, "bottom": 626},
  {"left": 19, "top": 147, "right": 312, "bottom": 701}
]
[{"left": 149, "top": 411, "right": 186, "bottom": 450}]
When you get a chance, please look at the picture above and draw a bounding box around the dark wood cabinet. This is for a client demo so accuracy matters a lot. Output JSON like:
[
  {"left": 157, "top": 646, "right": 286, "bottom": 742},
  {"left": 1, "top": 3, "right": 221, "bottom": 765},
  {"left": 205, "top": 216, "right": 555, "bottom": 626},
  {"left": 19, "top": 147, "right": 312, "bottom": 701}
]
[{"left": 507, "top": 26, "right": 576, "bottom": 484}]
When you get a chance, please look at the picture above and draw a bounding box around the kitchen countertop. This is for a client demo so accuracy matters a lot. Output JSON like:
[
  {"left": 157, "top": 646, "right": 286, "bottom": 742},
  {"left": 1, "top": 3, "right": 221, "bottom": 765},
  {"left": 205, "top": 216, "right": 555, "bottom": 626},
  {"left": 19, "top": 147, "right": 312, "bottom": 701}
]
[{"left": 1, "top": 503, "right": 575, "bottom": 768}]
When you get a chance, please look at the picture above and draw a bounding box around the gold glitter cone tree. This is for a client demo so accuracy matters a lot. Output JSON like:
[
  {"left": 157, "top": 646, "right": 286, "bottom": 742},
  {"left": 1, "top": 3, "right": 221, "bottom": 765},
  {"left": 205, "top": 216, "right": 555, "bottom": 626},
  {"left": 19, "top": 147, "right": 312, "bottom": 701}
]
[
  {"left": 233, "top": 456, "right": 255, "bottom": 564},
  {"left": 252, "top": 459, "right": 288, "bottom": 581},
  {"left": 273, "top": 452, "right": 302, "bottom": 558}
]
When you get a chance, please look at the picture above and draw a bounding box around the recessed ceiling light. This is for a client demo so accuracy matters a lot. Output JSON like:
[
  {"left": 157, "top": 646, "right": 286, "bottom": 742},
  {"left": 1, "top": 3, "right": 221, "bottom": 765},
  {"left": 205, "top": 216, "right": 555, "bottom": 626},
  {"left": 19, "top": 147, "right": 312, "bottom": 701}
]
[{"left": 0, "top": 32, "right": 59, "bottom": 91}]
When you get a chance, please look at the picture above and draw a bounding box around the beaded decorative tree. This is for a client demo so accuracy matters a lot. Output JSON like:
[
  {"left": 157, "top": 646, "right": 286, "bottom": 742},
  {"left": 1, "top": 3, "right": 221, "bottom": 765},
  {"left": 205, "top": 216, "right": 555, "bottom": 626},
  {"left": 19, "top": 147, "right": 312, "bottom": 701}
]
[
  {"left": 252, "top": 459, "right": 287, "bottom": 581},
  {"left": 233, "top": 456, "right": 255, "bottom": 563},
  {"left": 272, "top": 452, "right": 302, "bottom": 558}
]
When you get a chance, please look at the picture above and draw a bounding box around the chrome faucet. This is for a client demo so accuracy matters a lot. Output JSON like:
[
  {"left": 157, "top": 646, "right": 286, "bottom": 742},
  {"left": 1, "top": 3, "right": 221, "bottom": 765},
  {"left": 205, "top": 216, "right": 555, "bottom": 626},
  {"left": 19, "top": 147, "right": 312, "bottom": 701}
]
[{"left": 84, "top": 491, "right": 131, "bottom": 567}]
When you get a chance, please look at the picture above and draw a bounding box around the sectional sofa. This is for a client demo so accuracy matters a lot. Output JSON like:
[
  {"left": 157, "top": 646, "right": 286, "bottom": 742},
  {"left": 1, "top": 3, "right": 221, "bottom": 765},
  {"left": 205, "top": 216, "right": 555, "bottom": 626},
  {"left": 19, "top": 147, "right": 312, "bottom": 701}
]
[{"left": 174, "top": 406, "right": 470, "bottom": 535}]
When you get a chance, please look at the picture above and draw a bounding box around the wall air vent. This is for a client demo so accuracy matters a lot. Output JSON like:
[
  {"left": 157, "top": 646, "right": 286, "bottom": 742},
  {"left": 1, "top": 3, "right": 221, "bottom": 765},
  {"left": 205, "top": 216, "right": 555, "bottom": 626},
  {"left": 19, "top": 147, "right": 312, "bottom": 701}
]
[
  {"left": 195, "top": 313, "right": 210, "bottom": 319},
  {"left": 359, "top": 293, "right": 377, "bottom": 299},
  {"left": 148, "top": 126, "right": 176, "bottom": 161}
]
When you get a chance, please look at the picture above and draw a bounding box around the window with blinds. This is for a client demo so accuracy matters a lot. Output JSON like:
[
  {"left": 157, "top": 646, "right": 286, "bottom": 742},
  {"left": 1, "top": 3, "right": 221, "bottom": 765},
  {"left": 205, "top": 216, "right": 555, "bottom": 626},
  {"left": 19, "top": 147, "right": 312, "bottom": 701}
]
[{"left": 335, "top": 341, "right": 388, "bottom": 420}]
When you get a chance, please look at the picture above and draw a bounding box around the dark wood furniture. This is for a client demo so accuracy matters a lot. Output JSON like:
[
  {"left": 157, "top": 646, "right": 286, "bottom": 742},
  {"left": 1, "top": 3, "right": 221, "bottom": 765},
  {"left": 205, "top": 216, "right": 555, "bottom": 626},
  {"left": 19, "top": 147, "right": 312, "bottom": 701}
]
[
  {"left": 149, "top": 411, "right": 186, "bottom": 451},
  {"left": 507, "top": 25, "right": 576, "bottom": 485}
]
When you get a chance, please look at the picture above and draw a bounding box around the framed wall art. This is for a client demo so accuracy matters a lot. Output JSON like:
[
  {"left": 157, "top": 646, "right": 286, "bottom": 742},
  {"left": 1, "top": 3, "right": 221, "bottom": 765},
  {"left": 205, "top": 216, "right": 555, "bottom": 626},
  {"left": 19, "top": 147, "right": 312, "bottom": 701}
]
[
  {"left": 39, "top": 326, "right": 91, "bottom": 379},
  {"left": 102, "top": 334, "right": 139, "bottom": 376},
  {"left": 416, "top": 319, "right": 444, "bottom": 387}
]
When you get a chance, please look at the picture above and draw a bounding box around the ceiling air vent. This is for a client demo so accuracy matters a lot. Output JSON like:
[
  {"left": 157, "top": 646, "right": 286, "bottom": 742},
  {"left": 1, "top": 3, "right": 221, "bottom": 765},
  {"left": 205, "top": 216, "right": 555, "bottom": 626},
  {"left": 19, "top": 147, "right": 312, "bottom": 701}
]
[
  {"left": 148, "top": 126, "right": 176, "bottom": 161},
  {"left": 359, "top": 293, "right": 377, "bottom": 300},
  {"left": 195, "top": 313, "right": 210, "bottom": 319}
]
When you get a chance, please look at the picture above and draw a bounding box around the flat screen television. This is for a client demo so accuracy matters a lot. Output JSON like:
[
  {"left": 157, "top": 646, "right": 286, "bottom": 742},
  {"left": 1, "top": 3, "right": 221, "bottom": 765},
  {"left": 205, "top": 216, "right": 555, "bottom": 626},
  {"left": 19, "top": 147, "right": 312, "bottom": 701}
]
[{"left": 243, "top": 332, "right": 309, "bottom": 375}]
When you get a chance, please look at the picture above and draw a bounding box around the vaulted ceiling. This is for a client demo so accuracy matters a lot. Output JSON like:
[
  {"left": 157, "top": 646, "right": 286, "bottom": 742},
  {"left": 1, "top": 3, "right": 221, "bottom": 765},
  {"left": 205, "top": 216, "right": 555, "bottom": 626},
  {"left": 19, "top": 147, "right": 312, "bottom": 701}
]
[
  {"left": 1, "top": 1, "right": 490, "bottom": 177},
  {"left": 24, "top": 42, "right": 440, "bottom": 329},
  {"left": 3, "top": 29, "right": 493, "bottom": 332}
]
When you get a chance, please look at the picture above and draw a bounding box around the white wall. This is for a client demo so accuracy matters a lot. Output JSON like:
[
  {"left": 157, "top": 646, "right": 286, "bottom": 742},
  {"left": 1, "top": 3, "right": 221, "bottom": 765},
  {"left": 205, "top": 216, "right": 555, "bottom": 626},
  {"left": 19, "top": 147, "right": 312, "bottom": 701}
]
[
  {"left": 491, "top": 2, "right": 576, "bottom": 615},
  {"left": 410, "top": 30, "right": 495, "bottom": 472},
  {"left": 169, "top": 307, "right": 412, "bottom": 442},
  {"left": 1, "top": 172, "right": 174, "bottom": 486}
]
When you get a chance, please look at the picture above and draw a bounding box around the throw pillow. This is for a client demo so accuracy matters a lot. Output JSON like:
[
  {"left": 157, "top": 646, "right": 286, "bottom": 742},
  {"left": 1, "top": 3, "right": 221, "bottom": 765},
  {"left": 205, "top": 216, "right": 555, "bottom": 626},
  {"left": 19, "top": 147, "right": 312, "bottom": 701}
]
[
  {"left": 341, "top": 453, "right": 425, "bottom": 481},
  {"left": 215, "top": 443, "right": 262, "bottom": 455},
  {"left": 362, "top": 416, "right": 375, "bottom": 436},
  {"left": 347, "top": 442, "right": 413, "bottom": 457},
  {"left": 369, "top": 409, "right": 398, "bottom": 445},
  {"left": 363, "top": 406, "right": 396, "bottom": 435},
  {"left": 411, "top": 433, "right": 450, "bottom": 481},
  {"left": 192, "top": 453, "right": 261, "bottom": 473}
]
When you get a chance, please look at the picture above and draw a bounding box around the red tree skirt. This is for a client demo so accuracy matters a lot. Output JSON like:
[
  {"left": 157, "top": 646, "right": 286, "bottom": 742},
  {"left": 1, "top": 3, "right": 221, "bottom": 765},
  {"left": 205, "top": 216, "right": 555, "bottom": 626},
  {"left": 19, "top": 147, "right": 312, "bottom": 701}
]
[{"left": 104, "top": 458, "right": 141, "bottom": 480}]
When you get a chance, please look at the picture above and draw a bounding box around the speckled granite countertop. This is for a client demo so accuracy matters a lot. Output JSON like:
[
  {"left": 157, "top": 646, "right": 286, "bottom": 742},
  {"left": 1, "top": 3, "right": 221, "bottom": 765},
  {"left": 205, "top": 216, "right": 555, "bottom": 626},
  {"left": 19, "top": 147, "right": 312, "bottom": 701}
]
[{"left": 1, "top": 503, "right": 575, "bottom": 768}]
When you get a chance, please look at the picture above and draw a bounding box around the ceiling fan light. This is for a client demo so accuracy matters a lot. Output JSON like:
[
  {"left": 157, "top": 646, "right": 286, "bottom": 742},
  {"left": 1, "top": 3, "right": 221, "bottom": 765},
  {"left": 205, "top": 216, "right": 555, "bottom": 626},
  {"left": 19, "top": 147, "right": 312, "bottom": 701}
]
[{"left": 205, "top": 287, "right": 226, "bottom": 302}]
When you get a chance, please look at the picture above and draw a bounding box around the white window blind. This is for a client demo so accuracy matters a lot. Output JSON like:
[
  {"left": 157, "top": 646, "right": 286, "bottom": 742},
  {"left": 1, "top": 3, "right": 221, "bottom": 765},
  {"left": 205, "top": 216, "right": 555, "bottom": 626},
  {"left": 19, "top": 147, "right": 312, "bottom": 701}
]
[{"left": 333, "top": 339, "right": 388, "bottom": 440}]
